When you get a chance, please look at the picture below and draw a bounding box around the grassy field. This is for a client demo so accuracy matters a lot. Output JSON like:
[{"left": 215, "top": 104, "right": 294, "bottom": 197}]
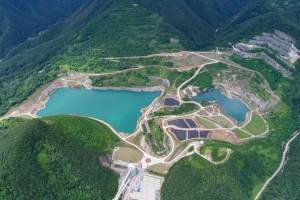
[
  {"left": 182, "top": 71, "right": 213, "bottom": 92},
  {"left": 91, "top": 66, "right": 182, "bottom": 87},
  {"left": 133, "top": 132, "right": 143, "bottom": 146},
  {"left": 242, "top": 113, "right": 267, "bottom": 135},
  {"left": 114, "top": 147, "right": 143, "bottom": 162},
  {"left": 233, "top": 128, "right": 252, "bottom": 139},
  {"left": 166, "top": 141, "right": 189, "bottom": 162},
  {"left": 144, "top": 119, "right": 166, "bottom": 154},
  {"left": 148, "top": 119, "right": 164, "bottom": 144},
  {"left": 211, "top": 116, "right": 233, "bottom": 128},
  {"left": 196, "top": 117, "right": 216, "bottom": 128},
  {"left": 154, "top": 103, "right": 198, "bottom": 116},
  {"left": 148, "top": 163, "right": 170, "bottom": 175}
]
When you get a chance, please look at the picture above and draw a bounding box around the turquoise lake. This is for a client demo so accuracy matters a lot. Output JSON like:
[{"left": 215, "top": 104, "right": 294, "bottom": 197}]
[
  {"left": 192, "top": 89, "right": 249, "bottom": 122},
  {"left": 37, "top": 88, "right": 161, "bottom": 133}
]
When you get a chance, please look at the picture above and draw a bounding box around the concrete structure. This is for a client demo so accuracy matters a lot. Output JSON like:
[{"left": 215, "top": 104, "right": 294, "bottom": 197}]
[{"left": 129, "top": 174, "right": 163, "bottom": 200}]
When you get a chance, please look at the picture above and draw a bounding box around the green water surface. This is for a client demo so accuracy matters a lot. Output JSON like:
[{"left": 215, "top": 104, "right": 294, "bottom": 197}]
[
  {"left": 192, "top": 89, "right": 249, "bottom": 122},
  {"left": 37, "top": 88, "right": 160, "bottom": 133}
]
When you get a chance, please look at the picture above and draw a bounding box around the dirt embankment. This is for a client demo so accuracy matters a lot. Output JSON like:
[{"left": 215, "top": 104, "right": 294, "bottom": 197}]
[
  {"left": 212, "top": 67, "right": 279, "bottom": 114},
  {"left": 5, "top": 73, "right": 165, "bottom": 118}
]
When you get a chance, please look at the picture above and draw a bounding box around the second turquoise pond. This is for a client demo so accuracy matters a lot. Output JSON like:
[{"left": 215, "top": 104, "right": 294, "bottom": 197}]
[
  {"left": 192, "top": 89, "right": 249, "bottom": 122},
  {"left": 37, "top": 88, "right": 160, "bottom": 133}
]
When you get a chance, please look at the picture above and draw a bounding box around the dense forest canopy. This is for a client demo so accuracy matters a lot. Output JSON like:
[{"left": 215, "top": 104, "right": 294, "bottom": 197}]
[
  {"left": 0, "top": 0, "right": 87, "bottom": 58},
  {"left": 0, "top": 115, "right": 119, "bottom": 199}
]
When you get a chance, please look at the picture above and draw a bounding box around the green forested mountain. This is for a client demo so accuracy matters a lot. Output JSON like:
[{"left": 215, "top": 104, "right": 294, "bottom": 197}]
[
  {"left": 161, "top": 55, "right": 300, "bottom": 200},
  {"left": 0, "top": 115, "right": 119, "bottom": 200},
  {"left": 0, "top": 0, "right": 87, "bottom": 58},
  {"left": 162, "top": 152, "right": 266, "bottom": 200},
  {"left": 0, "top": 0, "right": 248, "bottom": 115},
  {"left": 0, "top": 0, "right": 114, "bottom": 115},
  {"left": 0, "top": 0, "right": 87, "bottom": 57},
  {"left": 1, "top": 0, "right": 300, "bottom": 116},
  {"left": 261, "top": 135, "right": 300, "bottom": 200},
  {"left": 139, "top": 0, "right": 250, "bottom": 50},
  {"left": 1, "top": 1, "right": 300, "bottom": 199},
  {"left": 214, "top": 0, "right": 300, "bottom": 47}
]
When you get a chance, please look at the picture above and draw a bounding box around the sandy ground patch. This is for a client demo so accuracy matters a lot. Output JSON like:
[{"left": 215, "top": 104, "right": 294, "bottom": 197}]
[
  {"left": 171, "top": 53, "right": 212, "bottom": 70},
  {"left": 209, "top": 129, "right": 241, "bottom": 144},
  {"left": 205, "top": 107, "right": 214, "bottom": 113}
]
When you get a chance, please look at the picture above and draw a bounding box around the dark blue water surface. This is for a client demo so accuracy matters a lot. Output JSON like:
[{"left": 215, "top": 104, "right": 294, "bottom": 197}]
[{"left": 192, "top": 89, "right": 249, "bottom": 122}]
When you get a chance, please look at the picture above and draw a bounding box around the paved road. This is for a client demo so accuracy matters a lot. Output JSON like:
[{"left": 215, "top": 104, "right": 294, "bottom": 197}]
[
  {"left": 254, "top": 132, "right": 300, "bottom": 200},
  {"left": 123, "top": 168, "right": 144, "bottom": 200},
  {"left": 0, "top": 51, "right": 269, "bottom": 169}
]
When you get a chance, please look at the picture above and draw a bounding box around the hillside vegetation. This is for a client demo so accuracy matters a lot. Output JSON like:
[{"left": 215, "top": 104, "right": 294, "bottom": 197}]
[
  {"left": 0, "top": 0, "right": 87, "bottom": 58},
  {"left": 214, "top": 0, "right": 300, "bottom": 48},
  {"left": 161, "top": 55, "right": 300, "bottom": 199},
  {"left": 261, "top": 135, "right": 300, "bottom": 199},
  {"left": 1, "top": 0, "right": 300, "bottom": 117},
  {"left": 0, "top": 115, "right": 119, "bottom": 200},
  {"left": 0, "top": 1, "right": 300, "bottom": 199},
  {"left": 162, "top": 153, "right": 266, "bottom": 200}
]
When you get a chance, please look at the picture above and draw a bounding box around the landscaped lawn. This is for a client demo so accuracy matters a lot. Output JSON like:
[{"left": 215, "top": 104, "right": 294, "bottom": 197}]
[
  {"left": 233, "top": 128, "right": 252, "bottom": 139},
  {"left": 242, "top": 113, "right": 267, "bottom": 135},
  {"left": 196, "top": 117, "right": 216, "bottom": 128}
]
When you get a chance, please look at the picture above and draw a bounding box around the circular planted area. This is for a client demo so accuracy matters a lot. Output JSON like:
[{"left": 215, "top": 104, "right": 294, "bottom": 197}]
[
  {"left": 114, "top": 147, "right": 143, "bottom": 162},
  {"left": 148, "top": 163, "right": 170, "bottom": 175}
]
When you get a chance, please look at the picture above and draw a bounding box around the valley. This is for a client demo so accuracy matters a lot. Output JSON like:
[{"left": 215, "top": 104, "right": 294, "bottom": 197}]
[
  {"left": 1, "top": 50, "right": 274, "bottom": 199},
  {"left": 1, "top": 0, "right": 300, "bottom": 199}
]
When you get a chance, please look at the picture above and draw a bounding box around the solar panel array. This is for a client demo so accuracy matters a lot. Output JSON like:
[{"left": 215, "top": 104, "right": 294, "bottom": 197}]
[
  {"left": 188, "top": 130, "right": 198, "bottom": 139},
  {"left": 185, "top": 119, "right": 197, "bottom": 128},
  {"left": 171, "top": 129, "right": 210, "bottom": 141},
  {"left": 168, "top": 118, "right": 211, "bottom": 141},
  {"left": 171, "top": 128, "right": 187, "bottom": 141},
  {"left": 163, "top": 98, "right": 180, "bottom": 106},
  {"left": 168, "top": 119, "right": 189, "bottom": 128},
  {"left": 200, "top": 131, "right": 210, "bottom": 138}
]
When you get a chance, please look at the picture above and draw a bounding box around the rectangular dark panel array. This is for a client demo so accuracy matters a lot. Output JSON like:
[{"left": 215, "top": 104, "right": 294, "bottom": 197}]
[
  {"left": 185, "top": 119, "right": 197, "bottom": 128},
  {"left": 188, "top": 130, "right": 199, "bottom": 139},
  {"left": 171, "top": 128, "right": 187, "bottom": 141},
  {"left": 200, "top": 130, "right": 210, "bottom": 138},
  {"left": 163, "top": 98, "right": 180, "bottom": 106},
  {"left": 168, "top": 119, "right": 189, "bottom": 128}
]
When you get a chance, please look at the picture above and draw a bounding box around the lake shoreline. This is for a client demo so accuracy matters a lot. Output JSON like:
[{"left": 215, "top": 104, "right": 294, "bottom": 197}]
[
  {"left": 36, "top": 86, "right": 162, "bottom": 133},
  {"left": 192, "top": 89, "right": 249, "bottom": 122},
  {"left": 29, "top": 75, "right": 165, "bottom": 118},
  {"left": 90, "top": 85, "right": 165, "bottom": 93}
]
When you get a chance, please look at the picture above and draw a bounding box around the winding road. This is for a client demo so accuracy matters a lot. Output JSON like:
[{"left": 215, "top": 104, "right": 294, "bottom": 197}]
[
  {"left": 0, "top": 51, "right": 268, "bottom": 168},
  {"left": 254, "top": 132, "right": 300, "bottom": 200},
  {"left": 0, "top": 50, "right": 282, "bottom": 200}
]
